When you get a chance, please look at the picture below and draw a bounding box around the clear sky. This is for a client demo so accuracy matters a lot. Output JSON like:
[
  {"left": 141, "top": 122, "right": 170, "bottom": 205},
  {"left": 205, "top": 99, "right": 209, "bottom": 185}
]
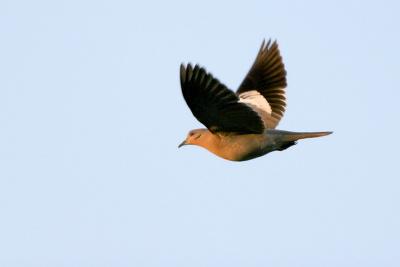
[{"left": 1, "top": 0, "right": 399, "bottom": 266}]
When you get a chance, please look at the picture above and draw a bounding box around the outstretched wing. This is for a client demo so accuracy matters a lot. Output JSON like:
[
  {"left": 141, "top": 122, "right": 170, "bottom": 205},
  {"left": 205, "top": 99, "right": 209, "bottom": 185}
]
[
  {"left": 237, "top": 39, "right": 287, "bottom": 128},
  {"left": 180, "top": 64, "right": 264, "bottom": 134}
]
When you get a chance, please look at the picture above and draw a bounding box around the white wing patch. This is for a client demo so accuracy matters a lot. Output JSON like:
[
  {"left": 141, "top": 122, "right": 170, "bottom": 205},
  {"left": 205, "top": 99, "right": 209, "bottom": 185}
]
[
  {"left": 238, "top": 90, "right": 272, "bottom": 114},
  {"left": 239, "top": 90, "right": 280, "bottom": 129}
]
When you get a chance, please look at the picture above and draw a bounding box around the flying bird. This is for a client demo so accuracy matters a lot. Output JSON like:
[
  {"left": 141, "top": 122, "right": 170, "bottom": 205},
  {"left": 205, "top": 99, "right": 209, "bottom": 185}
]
[{"left": 179, "top": 39, "right": 332, "bottom": 161}]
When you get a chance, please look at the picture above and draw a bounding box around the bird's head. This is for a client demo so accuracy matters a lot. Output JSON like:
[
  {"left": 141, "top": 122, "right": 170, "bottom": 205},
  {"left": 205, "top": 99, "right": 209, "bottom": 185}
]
[{"left": 178, "top": 128, "right": 209, "bottom": 148}]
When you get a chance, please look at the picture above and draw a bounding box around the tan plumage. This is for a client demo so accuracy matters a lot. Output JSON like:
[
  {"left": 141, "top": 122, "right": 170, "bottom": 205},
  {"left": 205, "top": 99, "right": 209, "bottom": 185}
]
[{"left": 179, "top": 39, "right": 332, "bottom": 161}]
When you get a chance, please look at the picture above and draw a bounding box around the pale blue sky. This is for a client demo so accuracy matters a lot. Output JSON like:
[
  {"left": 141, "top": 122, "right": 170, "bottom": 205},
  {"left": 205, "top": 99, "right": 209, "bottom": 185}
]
[{"left": 0, "top": 0, "right": 399, "bottom": 266}]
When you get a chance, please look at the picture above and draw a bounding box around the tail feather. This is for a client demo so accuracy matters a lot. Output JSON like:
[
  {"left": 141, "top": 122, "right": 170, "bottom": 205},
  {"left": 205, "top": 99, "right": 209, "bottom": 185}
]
[{"left": 281, "top": 131, "right": 333, "bottom": 142}]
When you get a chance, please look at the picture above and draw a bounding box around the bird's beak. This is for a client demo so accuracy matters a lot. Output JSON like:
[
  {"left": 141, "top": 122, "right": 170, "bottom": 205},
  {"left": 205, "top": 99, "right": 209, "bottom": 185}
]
[{"left": 178, "top": 140, "right": 187, "bottom": 148}]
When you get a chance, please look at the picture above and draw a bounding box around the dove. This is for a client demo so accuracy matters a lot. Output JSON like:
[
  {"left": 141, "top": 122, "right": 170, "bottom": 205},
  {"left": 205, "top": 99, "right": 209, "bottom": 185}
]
[{"left": 179, "top": 39, "right": 332, "bottom": 161}]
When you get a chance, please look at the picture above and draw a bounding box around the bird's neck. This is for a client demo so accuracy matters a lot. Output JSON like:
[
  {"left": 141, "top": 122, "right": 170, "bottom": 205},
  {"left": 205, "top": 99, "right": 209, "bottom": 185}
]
[
  {"left": 197, "top": 132, "right": 242, "bottom": 161},
  {"left": 196, "top": 131, "right": 222, "bottom": 154}
]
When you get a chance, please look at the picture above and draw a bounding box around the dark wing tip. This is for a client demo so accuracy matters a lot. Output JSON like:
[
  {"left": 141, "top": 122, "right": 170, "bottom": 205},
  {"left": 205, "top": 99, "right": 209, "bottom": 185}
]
[{"left": 180, "top": 63, "right": 186, "bottom": 84}]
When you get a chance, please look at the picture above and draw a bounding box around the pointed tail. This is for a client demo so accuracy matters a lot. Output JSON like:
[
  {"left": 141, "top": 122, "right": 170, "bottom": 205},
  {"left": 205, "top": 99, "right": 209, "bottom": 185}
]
[{"left": 278, "top": 130, "right": 333, "bottom": 142}]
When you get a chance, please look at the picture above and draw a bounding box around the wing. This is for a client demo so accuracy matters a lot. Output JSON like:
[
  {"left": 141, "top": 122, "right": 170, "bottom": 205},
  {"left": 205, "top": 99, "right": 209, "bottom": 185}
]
[
  {"left": 237, "top": 39, "right": 287, "bottom": 128},
  {"left": 180, "top": 64, "right": 264, "bottom": 134}
]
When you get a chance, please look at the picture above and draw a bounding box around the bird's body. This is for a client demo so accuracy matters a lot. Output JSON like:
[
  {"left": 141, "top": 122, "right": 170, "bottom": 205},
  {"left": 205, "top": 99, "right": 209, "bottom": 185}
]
[
  {"left": 181, "top": 128, "right": 331, "bottom": 161},
  {"left": 178, "top": 39, "right": 332, "bottom": 161}
]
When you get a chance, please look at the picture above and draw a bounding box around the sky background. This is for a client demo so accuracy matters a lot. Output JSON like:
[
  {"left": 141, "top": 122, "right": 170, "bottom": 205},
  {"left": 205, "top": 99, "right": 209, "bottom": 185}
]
[{"left": 1, "top": 0, "right": 399, "bottom": 266}]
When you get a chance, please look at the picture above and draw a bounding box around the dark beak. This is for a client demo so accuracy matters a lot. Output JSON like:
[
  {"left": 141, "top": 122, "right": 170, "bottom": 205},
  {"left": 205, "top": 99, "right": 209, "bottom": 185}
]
[{"left": 178, "top": 140, "right": 187, "bottom": 148}]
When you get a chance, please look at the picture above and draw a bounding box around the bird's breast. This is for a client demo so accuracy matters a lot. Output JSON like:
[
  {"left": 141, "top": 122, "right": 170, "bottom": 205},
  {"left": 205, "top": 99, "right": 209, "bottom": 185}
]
[{"left": 206, "top": 133, "right": 275, "bottom": 161}]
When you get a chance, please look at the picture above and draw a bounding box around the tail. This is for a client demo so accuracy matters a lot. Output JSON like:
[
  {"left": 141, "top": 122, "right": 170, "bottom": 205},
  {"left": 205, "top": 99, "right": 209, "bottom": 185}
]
[{"left": 279, "top": 130, "right": 333, "bottom": 142}]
